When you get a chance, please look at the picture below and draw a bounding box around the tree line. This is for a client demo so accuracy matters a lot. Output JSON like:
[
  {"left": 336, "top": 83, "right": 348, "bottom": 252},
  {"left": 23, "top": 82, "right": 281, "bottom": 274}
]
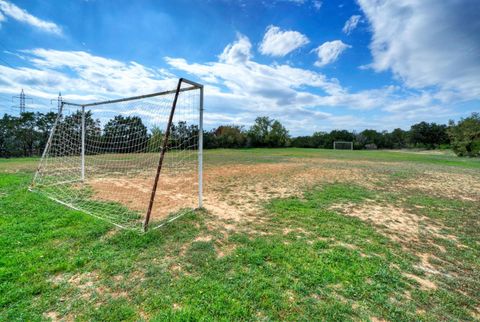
[
  {"left": 205, "top": 114, "right": 480, "bottom": 157},
  {"left": 1, "top": 112, "right": 479, "bottom": 158}
]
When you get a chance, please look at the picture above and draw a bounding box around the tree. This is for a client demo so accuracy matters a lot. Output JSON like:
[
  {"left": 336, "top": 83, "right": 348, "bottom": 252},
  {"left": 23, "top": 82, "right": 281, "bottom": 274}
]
[
  {"left": 312, "top": 131, "right": 332, "bottom": 148},
  {"left": 15, "top": 112, "right": 39, "bottom": 157},
  {"left": 247, "top": 117, "right": 289, "bottom": 147},
  {"left": 213, "top": 125, "right": 246, "bottom": 148},
  {"left": 103, "top": 115, "right": 147, "bottom": 153},
  {"left": 248, "top": 117, "right": 271, "bottom": 147},
  {"left": 170, "top": 121, "right": 198, "bottom": 150},
  {"left": 267, "top": 120, "right": 289, "bottom": 147},
  {"left": 58, "top": 110, "right": 101, "bottom": 155},
  {"left": 202, "top": 130, "right": 218, "bottom": 149},
  {"left": 147, "top": 126, "right": 164, "bottom": 152},
  {"left": 388, "top": 128, "right": 408, "bottom": 149},
  {"left": 409, "top": 122, "right": 449, "bottom": 148},
  {"left": 36, "top": 112, "right": 58, "bottom": 152},
  {"left": 330, "top": 130, "right": 355, "bottom": 148},
  {"left": 0, "top": 114, "right": 21, "bottom": 157},
  {"left": 447, "top": 113, "right": 480, "bottom": 157},
  {"left": 291, "top": 136, "right": 316, "bottom": 148},
  {"left": 358, "top": 129, "right": 384, "bottom": 148}
]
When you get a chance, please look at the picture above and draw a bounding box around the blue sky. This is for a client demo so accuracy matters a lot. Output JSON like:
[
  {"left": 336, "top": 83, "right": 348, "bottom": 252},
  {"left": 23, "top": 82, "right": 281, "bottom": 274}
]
[{"left": 0, "top": 0, "right": 478, "bottom": 135}]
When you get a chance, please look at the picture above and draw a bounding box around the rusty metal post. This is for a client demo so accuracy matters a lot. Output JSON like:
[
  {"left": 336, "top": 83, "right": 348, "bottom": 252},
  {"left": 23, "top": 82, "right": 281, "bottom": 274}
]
[{"left": 143, "top": 78, "right": 184, "bottom": 232}]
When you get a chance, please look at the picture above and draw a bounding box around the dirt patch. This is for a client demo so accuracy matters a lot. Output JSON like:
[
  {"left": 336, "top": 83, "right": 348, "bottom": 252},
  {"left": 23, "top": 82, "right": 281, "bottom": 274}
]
[
  {"left": 129, "top": 270, "right": 146, "bottom": 282},
  {"left": 332, "top": 202, "right": 461, "bottom": 282},
  {"left": 68, "top": 271, "right": 100, "bottom": 290},
  {"left": 43, "top": 311, "right": 73, "bottom": 322},
  {"left": 330, "top": 202, "right": 447, "bottom": 243},
  {"left": 215, "top": 243, "right": 237, "bottom": 258},
  {"left": 401, "top": 171, "right": 480, "bottom": 202},
  {"left": 194, "top": 235, "right": 213, "bottom": 242},
  {"left": 88, "top": 160, "right": 383, "bottom": 232},
  {"left": 370, "top": 317, "right": 388, "bottom": 322},
  {"left": 49, "top": 271, "right": 133, "bottom": 303},
  {"left": 403, "top": 273, "right": 437, "bottom": 290},
  {"left": 282, "top": 227, "right": 309, "bottom": 236}
]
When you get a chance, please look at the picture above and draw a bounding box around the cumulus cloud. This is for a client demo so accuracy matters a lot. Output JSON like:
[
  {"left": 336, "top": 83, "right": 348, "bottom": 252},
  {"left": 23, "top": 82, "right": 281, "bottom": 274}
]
[
  {"left": 0, "top": 0, "right": 62, "bottom": 35},
  {"left": 0, "top": 49, "right": 174, "bottom": 101},
  {"left": 259, "top": 25, "right": 309, "bottom": 57},
  {"left": 342, "top": 15, "right": 361, "bottom": 34},
  {"left": 313, "top": 40, "right": 351, "bottom": 67},
  {"left": 219, "top": 34, "right": 252, "bottom": 64},
  {"left": 358, "top": 0, "right": 480, "bottom": 100},
  {"left": 165, "top": 35, "right": 452, "bottom": 132},
  {"left": 0, "top": 34, "right": 464, "bottom": 134}
]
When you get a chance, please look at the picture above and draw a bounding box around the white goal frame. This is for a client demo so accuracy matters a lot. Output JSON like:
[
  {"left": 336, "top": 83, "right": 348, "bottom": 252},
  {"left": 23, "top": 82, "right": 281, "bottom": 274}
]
[
  {"left": 333, "top": 141, "right": 353, "bottom": 150},
  {"left": 30, "top": 78, "right": 204, "bottom": 232}
]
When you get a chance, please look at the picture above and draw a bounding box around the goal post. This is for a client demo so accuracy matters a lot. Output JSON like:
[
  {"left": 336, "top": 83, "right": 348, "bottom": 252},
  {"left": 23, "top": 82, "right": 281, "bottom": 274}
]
[
  {"left": 30, "top": 78, "right": 204, "bottom": 232},
  {"left": 333, "top": 141, "right": 353, "bottom": 150}
]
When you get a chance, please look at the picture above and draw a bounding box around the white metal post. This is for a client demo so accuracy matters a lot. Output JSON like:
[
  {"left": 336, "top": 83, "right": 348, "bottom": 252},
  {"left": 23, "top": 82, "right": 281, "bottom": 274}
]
[
  {"left": 81, "top": 105, "right": 85, "bottom": 181},
  {"left": 30, "top": 102, "right": 64, "bottom": 190},
  {"left": 198, "top": 86, "right": 204, "bottom": 208}
]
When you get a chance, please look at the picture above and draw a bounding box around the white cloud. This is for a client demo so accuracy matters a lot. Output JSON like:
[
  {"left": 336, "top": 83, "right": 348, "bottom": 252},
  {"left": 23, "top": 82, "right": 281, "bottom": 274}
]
[
  {"left": 0, "top": 0, "right": 62, "bottom": 35},
  {"left": 358, "top": 0, "right": 480, "bottom": 100},
  {"left": 0, "top": 49, "right": 175, "bottom": 101},
  {"left": 219, "top": 33, "right": 252, "bottom": 64},
  {"left": 0, "top": 34, "right": 467, "bottom": 134},
  {"left": 284, "top": 0, "right": 306, "bottom": 4},
  {"left": 259, "top": 25, "right": 309, "bottom": 57},
  {"left": 313, "top": 40, "right": 351, "bottom": 67},
  {"left": 313, "top": 1, "right": 322, "bottom": 10},
  {"left": 342, "top": 15, "right": 361, "bottom": 34},
  {"left": 165, "top": 35, "right": 450, "bottom": 132}
]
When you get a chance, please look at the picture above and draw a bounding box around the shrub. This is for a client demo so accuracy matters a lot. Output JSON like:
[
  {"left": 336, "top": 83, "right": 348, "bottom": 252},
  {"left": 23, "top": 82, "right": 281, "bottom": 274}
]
[{"left": 447, "top": 113, "right": 480, "bottom": 157}]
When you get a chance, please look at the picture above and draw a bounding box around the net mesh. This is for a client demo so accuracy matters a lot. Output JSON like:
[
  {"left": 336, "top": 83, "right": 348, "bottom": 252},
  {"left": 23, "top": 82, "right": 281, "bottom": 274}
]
[
  {"left": 31, "top": 80, "right": 201, "bottom": 231},
  {"left": 333, "top": 141, "right": 353, "bottom": 150}
]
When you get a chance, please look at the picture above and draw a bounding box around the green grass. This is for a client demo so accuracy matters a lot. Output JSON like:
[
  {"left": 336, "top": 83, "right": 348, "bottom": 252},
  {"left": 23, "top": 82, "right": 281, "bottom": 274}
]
[
  {"left": 0, "top": 149, "right": 479, "bottom": 321},
  {"left": 208, "top": 148, "right": 480, "bottom": 169}
]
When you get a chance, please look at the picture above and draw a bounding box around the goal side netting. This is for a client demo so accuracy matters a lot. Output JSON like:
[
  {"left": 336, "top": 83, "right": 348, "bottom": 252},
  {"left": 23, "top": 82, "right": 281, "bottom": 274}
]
[
  {"left": 30, "top": 78, "right": 203, "bottom": 232},
  {"left": 333, "top": 141, "right": 353, "bottom": 150}
]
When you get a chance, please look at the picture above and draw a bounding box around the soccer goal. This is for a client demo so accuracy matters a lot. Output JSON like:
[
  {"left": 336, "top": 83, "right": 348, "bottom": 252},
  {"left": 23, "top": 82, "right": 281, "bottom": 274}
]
[
  {"left": 333, "top": 141, "right": 353, "bottom": 150},
  {"left": 30, "top": 78, "right": 203, "bottom": 232}
]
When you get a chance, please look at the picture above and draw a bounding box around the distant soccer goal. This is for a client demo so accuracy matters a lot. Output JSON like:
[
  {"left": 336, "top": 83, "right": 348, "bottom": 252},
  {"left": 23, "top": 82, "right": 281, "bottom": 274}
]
[
  {"left": 30, "top": 78, "right": 203, "bottom": 232},
  {"left": 333, "top": 141, "right": 353, "bottom": 150}
]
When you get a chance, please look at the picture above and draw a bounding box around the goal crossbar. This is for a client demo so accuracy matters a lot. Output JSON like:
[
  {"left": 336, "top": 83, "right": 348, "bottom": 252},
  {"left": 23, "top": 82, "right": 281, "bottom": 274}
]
[{"left": 61, "top": 83, "right": 201, "bottom": 108}]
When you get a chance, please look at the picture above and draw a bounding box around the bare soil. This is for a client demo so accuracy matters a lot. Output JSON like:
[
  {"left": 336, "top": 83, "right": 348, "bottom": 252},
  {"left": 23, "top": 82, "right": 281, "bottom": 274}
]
[{"left": 88, "top": 160, "right": 383, "bottom": 229}]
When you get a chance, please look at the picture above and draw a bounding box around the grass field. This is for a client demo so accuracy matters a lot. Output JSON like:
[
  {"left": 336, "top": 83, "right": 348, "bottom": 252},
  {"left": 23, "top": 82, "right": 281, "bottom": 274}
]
[{"left": 1, "top": 148, "right": 479, "bottom": 321}]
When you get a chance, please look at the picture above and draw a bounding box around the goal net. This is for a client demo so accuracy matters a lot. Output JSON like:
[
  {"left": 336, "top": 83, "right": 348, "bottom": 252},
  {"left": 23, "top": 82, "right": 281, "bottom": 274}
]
[
  {"left": 333, "top": 141, "right": 353, "bottom": 150},
  {"left": 30, "top": 78, "right": 203, "bottom": 232}
]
